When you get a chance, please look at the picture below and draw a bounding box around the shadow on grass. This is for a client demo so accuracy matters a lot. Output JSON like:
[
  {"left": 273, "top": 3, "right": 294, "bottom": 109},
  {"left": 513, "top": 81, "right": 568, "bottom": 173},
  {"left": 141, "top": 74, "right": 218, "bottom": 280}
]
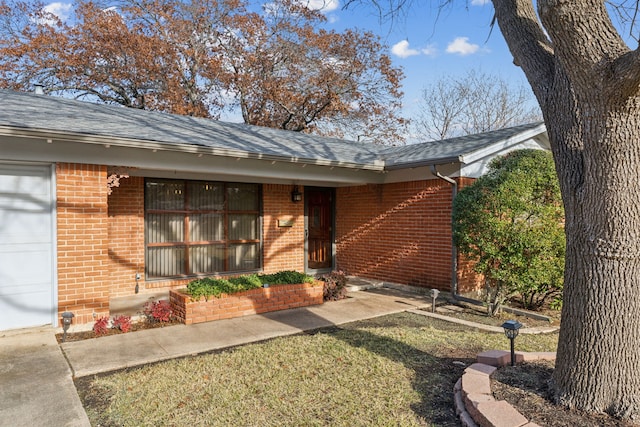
[
  {"left": 78, "top": 299, "right": 485, "bottom": 426},
  {"left": 305, "top": 313, "right": 475, "bottom": 426}
]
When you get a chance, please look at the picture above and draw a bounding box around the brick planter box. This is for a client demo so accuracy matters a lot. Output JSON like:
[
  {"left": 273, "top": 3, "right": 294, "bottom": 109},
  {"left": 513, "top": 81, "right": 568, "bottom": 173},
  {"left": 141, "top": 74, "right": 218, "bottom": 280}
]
[{"left": 170, "top": 282, "right": 324, "bottom": 325}]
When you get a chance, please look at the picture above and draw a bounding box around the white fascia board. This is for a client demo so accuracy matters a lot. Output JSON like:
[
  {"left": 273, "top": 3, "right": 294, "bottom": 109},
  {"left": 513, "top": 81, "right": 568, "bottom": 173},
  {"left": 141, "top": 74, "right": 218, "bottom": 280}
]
[
  {"left": 460, "top": 137, "right": 551, "bottom": 178},
  {"left": 0, "top": 125, "right": 385, "bottom": 172},
  {"left": 458, "top": 124, "right": 548, "bottom": 165}
]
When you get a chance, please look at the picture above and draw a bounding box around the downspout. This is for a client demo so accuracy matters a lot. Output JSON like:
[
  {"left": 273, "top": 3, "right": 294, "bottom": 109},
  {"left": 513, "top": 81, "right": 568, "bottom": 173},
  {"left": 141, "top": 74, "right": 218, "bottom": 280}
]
[{"left": 429, "top": 165, "right": 460, "bottom": 300}]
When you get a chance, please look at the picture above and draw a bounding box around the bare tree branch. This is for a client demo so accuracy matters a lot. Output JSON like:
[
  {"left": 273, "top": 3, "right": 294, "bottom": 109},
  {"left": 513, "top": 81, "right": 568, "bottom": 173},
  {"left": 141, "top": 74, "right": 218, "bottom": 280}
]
[{"left": 414, "top": 68, "right": 541, "bottom": 141}]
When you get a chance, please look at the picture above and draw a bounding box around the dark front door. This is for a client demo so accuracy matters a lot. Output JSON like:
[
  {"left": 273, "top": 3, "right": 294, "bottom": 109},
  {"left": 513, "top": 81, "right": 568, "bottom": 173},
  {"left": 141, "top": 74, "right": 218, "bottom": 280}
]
[{"left": 306, "top": 188, "right": 333, "bottom": 270}]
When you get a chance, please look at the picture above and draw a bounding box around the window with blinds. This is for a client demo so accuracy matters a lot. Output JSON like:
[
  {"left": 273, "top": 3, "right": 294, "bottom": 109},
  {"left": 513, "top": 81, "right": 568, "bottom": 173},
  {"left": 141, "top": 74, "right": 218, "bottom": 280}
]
[{"left": 145, "top": 179, "right": 261, "bottom": 279}]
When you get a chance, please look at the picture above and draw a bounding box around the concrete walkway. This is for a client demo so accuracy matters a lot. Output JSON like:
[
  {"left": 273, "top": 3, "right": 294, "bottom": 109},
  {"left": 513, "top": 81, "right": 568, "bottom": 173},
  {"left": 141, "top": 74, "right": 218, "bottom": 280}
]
[
  {"left": 0, "top": 288, "right": 434, "bottom": 427},
  {"left": 62, "top": 288, "right": 433, "bottom": 377}
]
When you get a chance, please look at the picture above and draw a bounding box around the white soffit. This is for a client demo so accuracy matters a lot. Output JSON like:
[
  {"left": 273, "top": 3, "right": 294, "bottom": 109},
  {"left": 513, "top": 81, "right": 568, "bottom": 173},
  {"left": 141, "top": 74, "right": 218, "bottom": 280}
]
[{"left": 458, "top": 123, "right": 548, "bottom": 165}]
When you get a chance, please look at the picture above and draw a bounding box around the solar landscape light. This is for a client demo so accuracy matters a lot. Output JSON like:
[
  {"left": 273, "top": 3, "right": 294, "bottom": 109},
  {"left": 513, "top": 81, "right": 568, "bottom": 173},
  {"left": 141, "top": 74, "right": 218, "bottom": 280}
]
[
  {"left": 501, "top": 319, "right": 523, "bottom": 366},
  {"left": 61, "top": 311, "right": 74, "bottom": 343},
  {"left": 430, "top": 288, "right": 440, "bottom": 313}
]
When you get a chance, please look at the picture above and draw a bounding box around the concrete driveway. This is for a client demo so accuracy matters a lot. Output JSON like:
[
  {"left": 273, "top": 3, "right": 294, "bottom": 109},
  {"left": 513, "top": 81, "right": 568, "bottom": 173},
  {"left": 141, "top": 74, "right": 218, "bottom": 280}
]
[{"left": 0, "top": 327, "right": 90, "bottom": 427}]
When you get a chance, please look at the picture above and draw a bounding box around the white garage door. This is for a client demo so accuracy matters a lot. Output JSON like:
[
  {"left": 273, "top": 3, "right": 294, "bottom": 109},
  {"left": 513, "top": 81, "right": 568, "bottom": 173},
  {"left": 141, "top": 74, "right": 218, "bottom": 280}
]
[{"left": 0, "top": 164, "right": 55, "bottom": 330}]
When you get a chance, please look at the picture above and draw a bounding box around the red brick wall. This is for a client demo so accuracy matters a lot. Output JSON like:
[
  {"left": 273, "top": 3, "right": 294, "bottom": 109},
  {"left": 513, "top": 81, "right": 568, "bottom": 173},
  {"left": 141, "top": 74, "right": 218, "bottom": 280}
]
[
  {"left": 59, "top": 163, "right": 487, "bottom": 325},
  {"left": 262, "top": 184, "right": 305, "bottom": 273},
  {"left": 61, "top": 167, "right": 482, "bottom": 325},
  {"left": 336, "top": 179, "right": 456, "bottom": 291},
  {"left": 107, "top": 176, "right": 145, "bottom": 297},
  {"left": 56, "top": 163, "right": 110, "bottom": 324},
  {"left": 170, "top": 282, "right": 323, "bottom": 325}
]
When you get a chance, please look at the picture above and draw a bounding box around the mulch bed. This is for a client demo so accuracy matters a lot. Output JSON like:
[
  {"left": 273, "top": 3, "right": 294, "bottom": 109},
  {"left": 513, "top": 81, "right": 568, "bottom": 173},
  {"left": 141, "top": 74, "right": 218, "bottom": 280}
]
[
  {"left": 56, "top": 319, "right": 181, "bottom": 344},
  {"left": 435, "top": 301, "right": 560, "bottom": 329},
  {"left": 493, "top": 361, "right": 636, "bottom": 426},
  {"left": 438, "top": 302, "right": 633, "bottom": 426}
]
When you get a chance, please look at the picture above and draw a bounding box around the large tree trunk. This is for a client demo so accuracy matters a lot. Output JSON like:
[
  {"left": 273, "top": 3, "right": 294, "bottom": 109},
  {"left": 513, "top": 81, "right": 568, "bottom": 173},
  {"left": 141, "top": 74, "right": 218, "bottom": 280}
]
[
  {"left": 492, "top": 0, "right": 640, "bottom": 420},
  {"left": 551, "top": 105, "right": 640, "bottom": 419}
]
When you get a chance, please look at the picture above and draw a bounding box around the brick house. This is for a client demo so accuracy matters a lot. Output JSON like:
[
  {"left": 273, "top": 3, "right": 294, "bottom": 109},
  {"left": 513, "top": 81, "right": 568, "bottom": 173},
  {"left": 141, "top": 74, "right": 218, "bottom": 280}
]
[{"left": 0, "top": 90, "right": 549, "bottom": 330}]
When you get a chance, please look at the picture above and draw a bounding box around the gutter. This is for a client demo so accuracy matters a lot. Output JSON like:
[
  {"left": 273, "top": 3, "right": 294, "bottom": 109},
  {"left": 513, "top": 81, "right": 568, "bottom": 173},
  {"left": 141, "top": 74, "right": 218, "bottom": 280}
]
[
  {"left": 429, "top": 165, "right": 461, "bottom": 300},
  {"left": 384, "top": 155, "right": 462, "bottom": 171}
]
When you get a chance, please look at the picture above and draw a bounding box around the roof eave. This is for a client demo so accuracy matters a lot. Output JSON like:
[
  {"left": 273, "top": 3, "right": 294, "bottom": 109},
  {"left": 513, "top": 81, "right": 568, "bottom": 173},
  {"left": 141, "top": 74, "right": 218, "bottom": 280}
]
[{"left": 0, "top": 125, "right": 385, "bottom": 172}]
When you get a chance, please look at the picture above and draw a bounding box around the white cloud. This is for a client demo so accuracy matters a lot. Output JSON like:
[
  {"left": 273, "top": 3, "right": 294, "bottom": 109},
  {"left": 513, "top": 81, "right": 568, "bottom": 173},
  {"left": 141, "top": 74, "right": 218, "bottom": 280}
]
[
  {"left": 326, "top": 14, "right": 339, "bottom": 23},
  {"left": 446, "top": 37, "right": 479, "bottom": 56},
  {"left": 421, "top": 44, "right": 438, "bottom": 57},
  {"left": 266, "top": 0, "right": 339, "bottom": 17},
  {"left": 471, "top": 0, "right": 490, "bottom": 5},
  {"left": 303, "top": 0, "right": 340, "bottom": 12},
  {"left": 43, "top": 2, "right": 72, "bottom": 22},
  {"left": 391, "top": 40, "right": 420, "bottom": 59}
]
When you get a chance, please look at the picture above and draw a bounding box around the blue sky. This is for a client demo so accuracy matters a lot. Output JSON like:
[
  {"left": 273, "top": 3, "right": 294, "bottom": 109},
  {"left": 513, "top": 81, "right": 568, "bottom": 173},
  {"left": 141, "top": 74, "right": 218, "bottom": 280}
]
[
  {"left": 41, "top": 0, "right": 531, "bottom": 125},
  {"left": 310, "top": 0, "right": 532, "bottom": 120}
]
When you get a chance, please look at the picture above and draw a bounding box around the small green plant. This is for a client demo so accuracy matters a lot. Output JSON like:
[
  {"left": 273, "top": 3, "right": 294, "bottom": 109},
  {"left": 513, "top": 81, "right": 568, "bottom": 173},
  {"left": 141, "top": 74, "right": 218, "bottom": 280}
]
[
  {"left": 93, "top": 316, "right": 110, "bottom": 336},
  {"left": 549, "top": 296, "right": 563, "bottom": 311},
  {"left": 112, "top": 315, "right": 132, "bottom": 333},
  {"left": 187, "top": 275, "right": 262, "bottom": 301},
  {"left": 186, "top": 271, "right": 314, "bottom": 301},
  {"left": 143, "top": 300, "right": 173, "bottom": 323},
  {"left": 320, "top": 270, "right": 348, "bottom": 301},
  {"left": 259, "top": 270, "right": 314, "bottom": 285}
]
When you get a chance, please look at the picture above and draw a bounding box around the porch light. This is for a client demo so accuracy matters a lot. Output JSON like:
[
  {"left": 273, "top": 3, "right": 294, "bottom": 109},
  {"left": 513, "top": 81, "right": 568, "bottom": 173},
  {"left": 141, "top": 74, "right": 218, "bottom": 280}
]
[
  {"left": 291, "top": 186, "right": 302, "bottom": 203},
  {"left": 61, "top": 312, "right": 74, "bottom": 342},
  {"left": 501, "top": 319, "right": 522, "bottom": 366}
]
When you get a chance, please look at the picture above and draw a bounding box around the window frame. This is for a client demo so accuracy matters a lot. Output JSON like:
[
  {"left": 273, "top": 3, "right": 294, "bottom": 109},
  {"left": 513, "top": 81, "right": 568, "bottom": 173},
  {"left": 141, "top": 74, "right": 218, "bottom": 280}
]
[{"left": 144, "top": 178, "right": 262, "bottom": 279}]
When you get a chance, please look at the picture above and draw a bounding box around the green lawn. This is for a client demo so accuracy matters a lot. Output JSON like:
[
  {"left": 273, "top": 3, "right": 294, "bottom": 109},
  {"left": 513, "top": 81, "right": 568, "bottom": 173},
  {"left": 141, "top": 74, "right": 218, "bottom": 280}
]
[{"left": 77, "top": 312, "right": 558, "bottom": 427}]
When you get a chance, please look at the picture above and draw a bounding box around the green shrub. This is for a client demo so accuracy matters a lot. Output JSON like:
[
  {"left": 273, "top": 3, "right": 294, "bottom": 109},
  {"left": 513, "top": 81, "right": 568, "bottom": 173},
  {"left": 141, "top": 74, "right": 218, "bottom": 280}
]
[
  {"left": 186, "top": 271, "right": 313, "bottom": 301},
  {"left": 453, "top": 149, "right": 565, "bottom": 314},
  {"left": 187, "top": 275, "right": 261, "bottom": 301}
]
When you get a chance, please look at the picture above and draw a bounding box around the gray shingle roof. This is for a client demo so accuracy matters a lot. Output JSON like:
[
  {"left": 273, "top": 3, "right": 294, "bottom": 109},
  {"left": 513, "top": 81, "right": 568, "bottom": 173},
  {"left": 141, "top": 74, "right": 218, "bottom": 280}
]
[
  {"left": 380, "top": 122, "right": 546, "bottom": 169},
  {"left": 0, "top": 89, "right": 383, "bottom": 168},
  {"left": 0, "top": 90, "right": 545, "bottom": 170}
]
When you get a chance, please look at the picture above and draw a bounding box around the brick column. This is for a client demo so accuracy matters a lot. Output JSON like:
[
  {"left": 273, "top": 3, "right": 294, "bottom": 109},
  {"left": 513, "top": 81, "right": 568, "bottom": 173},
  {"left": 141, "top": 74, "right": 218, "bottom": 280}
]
[
  {"left": 262, "top": 184, "right": 305, "bottom": 273},
  {"left": 56, "top": 163, "right": 110, "bottom": 324},
  {"left": 107, "top": 176, "right": 145, "bottom": 297}
]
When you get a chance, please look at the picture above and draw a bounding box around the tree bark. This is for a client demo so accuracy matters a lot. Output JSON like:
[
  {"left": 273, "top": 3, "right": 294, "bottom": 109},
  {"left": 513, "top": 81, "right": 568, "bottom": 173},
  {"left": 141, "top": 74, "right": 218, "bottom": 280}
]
[
  {"left": 493, "top": 0, "right": 640, "bottom": 420},
  {"left": 554, "top": 110, "right": 640, "bottom": 419}
]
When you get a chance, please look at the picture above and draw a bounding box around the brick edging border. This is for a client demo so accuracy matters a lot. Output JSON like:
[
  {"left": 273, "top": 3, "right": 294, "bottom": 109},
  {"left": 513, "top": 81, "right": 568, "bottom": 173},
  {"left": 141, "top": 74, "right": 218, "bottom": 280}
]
[{"left": 453, "top": 350, "right": 557, "bottom": 427}]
